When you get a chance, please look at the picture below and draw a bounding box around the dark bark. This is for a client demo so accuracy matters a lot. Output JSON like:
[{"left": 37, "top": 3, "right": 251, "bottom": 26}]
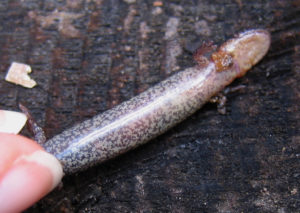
[{"left": 0, "top": 0, "right": 299, "bottom": 212}]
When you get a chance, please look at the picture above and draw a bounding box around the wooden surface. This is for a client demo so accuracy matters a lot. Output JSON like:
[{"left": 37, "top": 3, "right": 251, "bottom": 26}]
[{"left": 0, "top": 0, "right": 299, "bottom": 212}]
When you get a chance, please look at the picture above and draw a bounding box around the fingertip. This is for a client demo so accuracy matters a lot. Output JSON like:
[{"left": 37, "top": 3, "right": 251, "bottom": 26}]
[{"left": 0, "top": 134, "right": 63, "bottom": 213}]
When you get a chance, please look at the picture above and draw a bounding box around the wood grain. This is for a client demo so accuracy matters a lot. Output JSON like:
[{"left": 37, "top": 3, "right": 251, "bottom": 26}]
[{"left": 0, "top": 0, "right": 299, "bottom": 212}]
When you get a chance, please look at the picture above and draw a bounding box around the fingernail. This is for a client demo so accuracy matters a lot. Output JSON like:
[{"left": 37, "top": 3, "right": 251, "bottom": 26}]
[{"left": 0, "top": 110, "right": 27, "bottom": 134}]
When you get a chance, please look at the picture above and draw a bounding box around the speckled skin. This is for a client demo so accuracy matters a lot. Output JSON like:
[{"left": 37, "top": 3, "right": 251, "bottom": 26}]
[{"left": 44, "top": 30, "right": 271, "bottom": 174}]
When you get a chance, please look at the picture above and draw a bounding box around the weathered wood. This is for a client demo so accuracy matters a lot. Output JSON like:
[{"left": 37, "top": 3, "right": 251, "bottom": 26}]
[{"left": 0, "top": 0, "right": 299, "bottom": 212}]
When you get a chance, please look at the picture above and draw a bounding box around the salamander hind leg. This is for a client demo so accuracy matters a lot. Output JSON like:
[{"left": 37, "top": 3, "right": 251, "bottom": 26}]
[{"left": 19, "top": 103, "right": 47, "bottom": 145}]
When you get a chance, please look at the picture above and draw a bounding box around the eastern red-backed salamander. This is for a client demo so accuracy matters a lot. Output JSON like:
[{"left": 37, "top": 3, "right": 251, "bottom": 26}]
[{"left": 44, "top": 29, "right": 271, "bottom": 174}]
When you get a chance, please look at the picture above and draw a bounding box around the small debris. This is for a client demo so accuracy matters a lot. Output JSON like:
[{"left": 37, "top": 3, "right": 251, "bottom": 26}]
[
  {"left": 153, "top": 1, "right": 163, "bottom": 7},
  {"left": 139, "top": 21, "right": 151, "bottom": 39},
  {"left": 152, "top": 7, "right": 163, "bottom": 15},
  {"left": 124, "top": 45, "right": 132, "bottom": 51},
  {"left": 5, "top": 62, "right": 37, "bottom": 88},
  {"left": 123, "top": 0, "right": 136, "bottom": 4},
  {"left": 291, "top": 188, "right": 297, "bottom": 195}
]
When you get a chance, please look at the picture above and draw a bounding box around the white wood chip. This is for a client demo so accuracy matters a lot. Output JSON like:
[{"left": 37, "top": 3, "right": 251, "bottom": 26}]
[{"left": 5, "top": 62, "right": 37, "bottom": 88}]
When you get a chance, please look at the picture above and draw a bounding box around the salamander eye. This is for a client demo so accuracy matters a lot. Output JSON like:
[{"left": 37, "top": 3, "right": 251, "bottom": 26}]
[{"left": 211, "top": 51, "right": 234, "bottom": 72}]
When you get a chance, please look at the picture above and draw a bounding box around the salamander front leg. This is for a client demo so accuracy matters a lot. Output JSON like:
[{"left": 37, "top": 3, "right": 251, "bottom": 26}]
[{"left": 210, "top": 85, "right": 246, "bottom": 114}]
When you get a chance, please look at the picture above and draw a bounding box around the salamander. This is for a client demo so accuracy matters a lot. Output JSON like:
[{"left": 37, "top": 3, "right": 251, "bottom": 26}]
[{"left": 44, "top": 29, "right": 271, "bottom": 174}]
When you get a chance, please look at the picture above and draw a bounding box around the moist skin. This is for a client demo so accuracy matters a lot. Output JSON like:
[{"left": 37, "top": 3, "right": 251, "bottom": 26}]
[{"left": 44, "top": 29, "right": 271, "bottom": 174}]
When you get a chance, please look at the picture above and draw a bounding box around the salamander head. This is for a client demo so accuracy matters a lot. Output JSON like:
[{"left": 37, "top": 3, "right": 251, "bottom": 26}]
[{"left": 217, "top": 29, "right": 271, "bottom": 77}]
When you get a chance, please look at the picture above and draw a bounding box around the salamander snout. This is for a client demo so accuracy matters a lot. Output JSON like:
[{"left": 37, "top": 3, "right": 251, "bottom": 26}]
[{"left": 219, "top": 29, "right": 271, "bottom": 77}]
